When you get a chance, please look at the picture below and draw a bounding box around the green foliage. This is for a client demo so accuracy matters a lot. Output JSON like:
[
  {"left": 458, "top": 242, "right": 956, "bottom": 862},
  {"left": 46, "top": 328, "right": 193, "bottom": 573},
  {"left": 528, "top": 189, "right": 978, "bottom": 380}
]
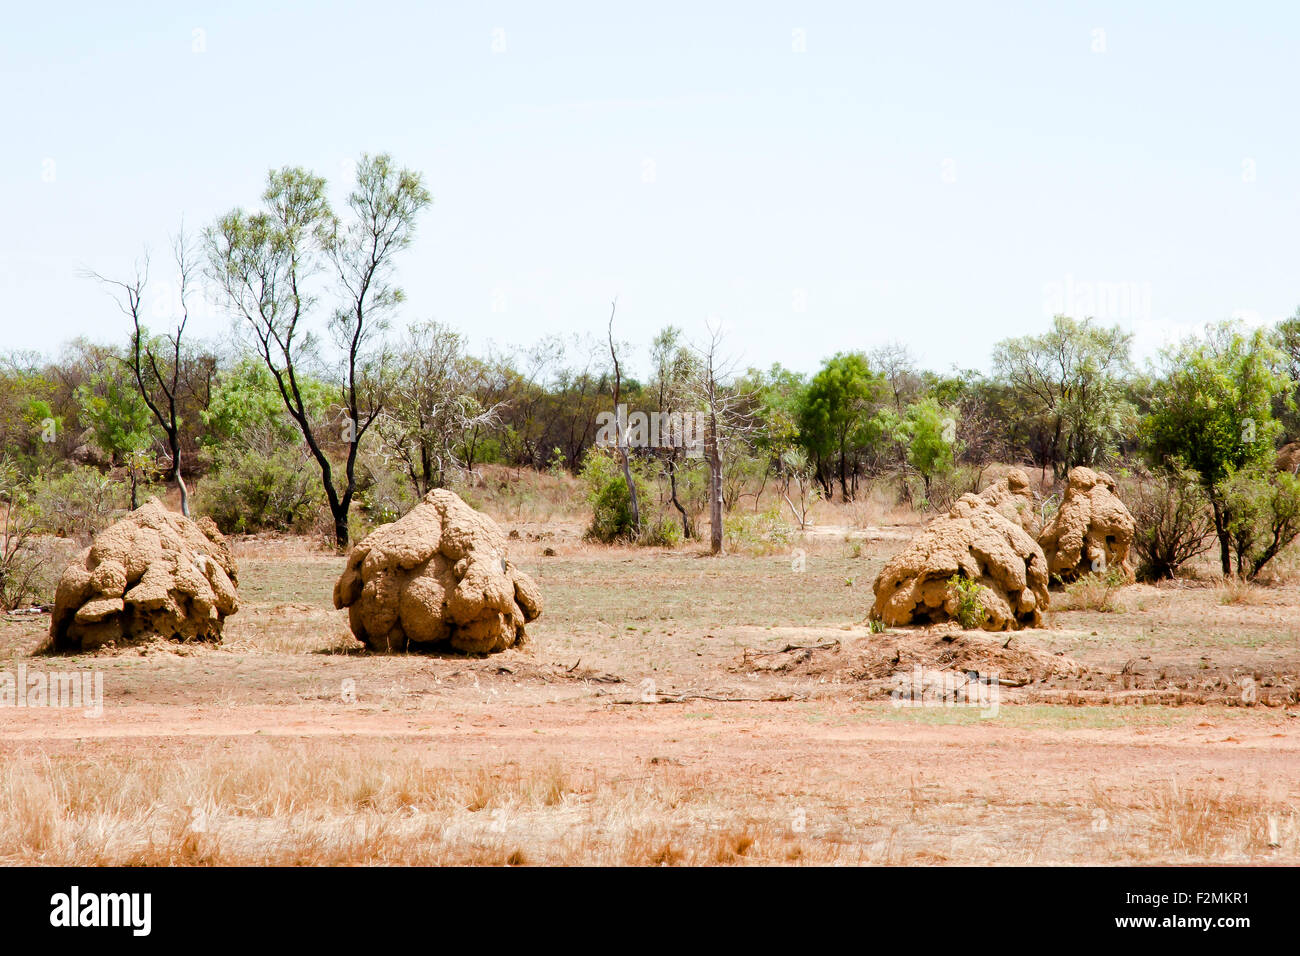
[
  {"left": 723, "top": 503, "right": 794, "bottom": 555},
  {"left": 1218, "top": 465, "right": 1300, "bottom": 579},
  {"left": 29, "top": 465, "right": 127, "bottom": 543},
  {"left": 946, "top": 574, "right": 987, "bottom": 630},
  {"left": 203, "top": 357, "right": 328, "bottom": 450},
  {"left": 354, "top": 449, "right": 418, "bottom": 525},
  {"left": 546, "top": 447, "right": 567, "bottom": 476},
  {"left": 77, "top": 371, "right": 153, "bottom": 464},
  {"left": 798, "top": 352, "right": 886, "bottom": 496},
  {"left": 197, "top": 447, "right": 323, "bottom": 535},
  {"left": 993, "top": 315, "right": 1134, "bottom": 474},
  {"left": 798, "top": 352, "right": 882, "bottom": 458},
  {"left": 1141, "top": 323, "right": 1291, "bottom": 489},
  {"left": 579, "top": 448, "right": 648, "bottom": 543},
  {"left": 745, "top": 362, "right": 807, "bottom": 456},
  {"left": 0, "top": 459, "right": 49, "bottom": 609},
  {"left": 898, "top": 397, "right": 957, "bottom": 491},
  {"left": 1141, "top": 322, "right": 1294, "bottom": 573},
  {"left": 639, "top": 512, "right": 685, "bottom": 547}
]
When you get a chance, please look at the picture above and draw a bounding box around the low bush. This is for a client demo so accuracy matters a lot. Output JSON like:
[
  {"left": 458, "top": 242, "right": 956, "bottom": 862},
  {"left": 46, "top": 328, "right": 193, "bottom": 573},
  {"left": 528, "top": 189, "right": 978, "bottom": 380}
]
[{"left": 196, "top": 447, "right": 324, "bottom": 535}]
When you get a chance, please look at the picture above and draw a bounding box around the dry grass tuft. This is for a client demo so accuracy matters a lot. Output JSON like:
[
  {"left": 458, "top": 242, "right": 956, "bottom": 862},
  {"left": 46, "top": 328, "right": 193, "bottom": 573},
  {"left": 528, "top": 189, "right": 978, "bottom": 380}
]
[
  {"left": 1213, "top": 575, "right": 1271, "bottom": 606},
  {"left": 1060, "top": 571, "right": 1127, "bottom": 612},
  {"left": 1144, "top": 781, "right": 1291, "bottom": 857}
]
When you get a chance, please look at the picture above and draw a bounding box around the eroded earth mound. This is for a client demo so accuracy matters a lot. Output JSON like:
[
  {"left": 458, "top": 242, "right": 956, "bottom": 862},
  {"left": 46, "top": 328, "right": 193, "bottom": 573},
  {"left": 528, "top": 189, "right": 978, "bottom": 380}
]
[
  {"left": 333, "top": 489, "right": 542, "bottom": 654},
  {"left": 49, "top": 500, "right": 239, "bottom": 651},
  {"left": 870, "top": 494, "right": 1050, "bottom": 631},
  {"left": 1038, "top": 466, "right": 1136, "bottom": 583},
  {"left": 977, "top": 466, "right": 1041, "bottom": 536}
]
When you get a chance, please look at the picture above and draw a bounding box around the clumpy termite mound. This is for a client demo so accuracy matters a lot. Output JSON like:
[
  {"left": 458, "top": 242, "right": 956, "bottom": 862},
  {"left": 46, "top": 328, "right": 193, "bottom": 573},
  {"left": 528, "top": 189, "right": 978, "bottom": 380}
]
[
  {"left": 49, "top": 499, "right": 239, "bottom": 651},
  {"left": 870, "top": 494, "right": 1050, "bottom": 631},
  {"left": 333, "top": 489, "right": 542, "bottom": 654},
  {"left": 1038, "top": 466, "right": 1136, "bottom": 584},
  {"left": 977, "top": 466, "right": 1041, "bottom": 536}
]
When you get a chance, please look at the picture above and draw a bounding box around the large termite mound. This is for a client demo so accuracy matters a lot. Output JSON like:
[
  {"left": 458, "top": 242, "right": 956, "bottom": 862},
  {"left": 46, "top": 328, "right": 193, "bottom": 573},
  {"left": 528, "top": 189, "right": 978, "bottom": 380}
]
[
  {"left": 977, "top": 467, "right": 1041, "bottom": 536},
  {"left": 870, "top": 494, "right": 1050, "bottom": 631},
  {"left": 49, "top": 500, "right": 239, "bottom": 651},
  {"left": 1038, "top": 467, "right": 1136, "bottom": 584},
  {"left": 333, "top": 489, "right": 542, "bottom": 654}
]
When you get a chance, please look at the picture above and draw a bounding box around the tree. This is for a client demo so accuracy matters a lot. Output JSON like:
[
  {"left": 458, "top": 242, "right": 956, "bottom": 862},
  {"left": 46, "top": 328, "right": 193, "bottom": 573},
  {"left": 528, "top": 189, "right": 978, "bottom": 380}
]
[
  {"left": 87, "top": 228, "right": 203, "bottom": 515},
  {"left": 649, "top": 325, "right": 702, "bottom": 539},
  {"left": 1124, "top": 463, "right": 1214, "bottom": 581},
  {"left": 900, "top": 397, "right": 956, "bottom": 499},
  {"left": 1219, "top": 466, "right": 1300, "bottom": 580},
  {"left": 797, "top": 352, "right": 883, "bottom": 500},
  {"left": 1141, "top": 322, "right": 1293, "bottom": 575},
  {"left": 376, "top": 319, "right": 505, "bottom": 495},
  {"left": 76, "top": 364, "right": 154, "bottom": 507},
  {"left": 0, "top": 458, "right": 45, "bottom": 610},
  {"left": 992, "top": 315, "right": 1133, "bottom": 478},
  {"left": 870, "top": 342, "right": 923, "bottom": 411},
  {"left": 206, "top": 154, "right": 431, "bottom": 547},
  {"left": 691, "top": 323, "right": 754, "bottom": 554},
  {"left": 76, "top": 363, "right": 152, "bottom": 463},
  {"left": 1271, "top": 306, "right": 1300, "bottom": 436},
  {"left": 606, "top": 301, "right": 641, "bottom": 536}
]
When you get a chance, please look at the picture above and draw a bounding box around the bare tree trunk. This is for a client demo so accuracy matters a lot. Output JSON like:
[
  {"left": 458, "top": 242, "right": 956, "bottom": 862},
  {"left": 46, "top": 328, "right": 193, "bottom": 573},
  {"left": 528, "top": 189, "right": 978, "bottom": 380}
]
[
  {"left": 708, "top": 409, "right": 723, "bottom": 554},
  {"left": 668, "top": 456, "right": 690, "bottom": 538},
  {"left": 607, "top": 301, "right": 640, "bottom": 536},
  {"left": 169, "top": 432, "right": 189, "bottom": 517}
]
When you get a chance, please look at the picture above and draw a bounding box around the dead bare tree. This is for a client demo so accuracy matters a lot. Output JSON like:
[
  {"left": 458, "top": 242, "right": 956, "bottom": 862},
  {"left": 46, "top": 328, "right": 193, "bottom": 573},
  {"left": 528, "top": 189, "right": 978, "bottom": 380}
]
[
  {"left": 376, "top": 319, "right": 507, "bottom": 495},
  {"left": 690, "top": 322, "right": 756, "bottom": 555},
  {"left": 86, "top": 228, "right": 198, "bottom": 516}
]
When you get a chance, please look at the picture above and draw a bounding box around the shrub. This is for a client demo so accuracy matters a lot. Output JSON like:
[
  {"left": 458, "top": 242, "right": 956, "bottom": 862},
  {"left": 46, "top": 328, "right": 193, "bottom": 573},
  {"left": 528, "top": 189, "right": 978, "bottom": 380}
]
[
  {"left": 197, "top": 447, "right": 323, "bottom": 534},
  {"left": 724, "top": 503, "right": 794, "bottom": 555},
  {"left": 921, "top": 464, "right": 982, "bottom": 513},
  {"left": 1218, "top": 465, "right": 1300, "bottom": 580},
  {"left": 946, "top": 574, "right": 988, "bottom": 629},
  {"left": 1122, "top": 464, "right": 1214, "bottom": 581},
  {"left": 0, "top": 461, "right": 44, "bottom": 609},
  {"left": 639, "top": 512, "right": 684, "bottom": 547},
  {"left": 28, "top": 465, "right": 126, "bottom": 544},
  {"left": 354, "top": 450, "right": 418, "bottom": 525},
  {"left": 579, "top": 448, "right": 652, "bottom": 543},
  {"left": 1061, "top": 567, "right": 1127, "bottom": 612}
]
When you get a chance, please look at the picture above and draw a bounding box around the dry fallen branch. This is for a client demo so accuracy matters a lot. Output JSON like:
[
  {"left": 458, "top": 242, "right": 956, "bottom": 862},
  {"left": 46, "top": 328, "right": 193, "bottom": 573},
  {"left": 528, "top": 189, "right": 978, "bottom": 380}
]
[{"left": 611, "top": 692, "right": 807, "bottom": 705}]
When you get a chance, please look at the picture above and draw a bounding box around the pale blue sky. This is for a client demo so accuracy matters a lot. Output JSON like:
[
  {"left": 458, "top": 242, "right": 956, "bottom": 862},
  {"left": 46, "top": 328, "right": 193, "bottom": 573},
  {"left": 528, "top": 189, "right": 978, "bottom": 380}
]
[{"left": 3, "top": 1, "right": 1299, "bottom": 376}]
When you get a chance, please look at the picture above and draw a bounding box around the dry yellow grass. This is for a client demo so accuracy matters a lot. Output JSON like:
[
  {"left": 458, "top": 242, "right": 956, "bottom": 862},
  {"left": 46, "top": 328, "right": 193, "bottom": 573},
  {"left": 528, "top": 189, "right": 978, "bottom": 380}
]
[
  {"left": 0, "top": 742, "right": 873, "bottom": 866},
  {"left": 1213, "top": 575, "right": 1273, "bottom": 606},
  {"left": 2, "top": 739, "right": 1294, "bottom": 866}
]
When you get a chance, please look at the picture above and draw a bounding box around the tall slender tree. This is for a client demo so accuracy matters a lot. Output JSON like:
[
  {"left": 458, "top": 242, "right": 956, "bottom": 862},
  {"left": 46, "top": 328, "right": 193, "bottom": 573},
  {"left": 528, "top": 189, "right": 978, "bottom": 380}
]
[{"left": 206, "top": 154, "right": 430, "bottom": 547}]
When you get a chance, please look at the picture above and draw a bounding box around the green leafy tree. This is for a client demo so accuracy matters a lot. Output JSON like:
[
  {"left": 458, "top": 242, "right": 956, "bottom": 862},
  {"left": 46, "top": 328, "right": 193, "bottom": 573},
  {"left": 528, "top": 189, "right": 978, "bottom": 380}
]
[
  {"left": 1219, "top": 466, "right": 1300, "bottom": 580},
  {"left": 77, "top": 367, "right": 155, "bottom": 507},
  {"left": 992, "top": 315, "right": 1134, "bottom": 477},
  {"left": 203, "top": 356, "right": 331, "bottom": 452},
  {"left": 77, "top": 371, "right": 152, "bottom": 460},
  {"left": 900, "top": 397, "right": 957, "bottom": 499},
  {"left": 798, "top": 352, "right": 884, "bottom": 500},
  {"left": 1141, "top": 322, "right": 1293, "bottom": 575},
  {"left": 206, "top": 154, "right": 431, "bottom": 547}
]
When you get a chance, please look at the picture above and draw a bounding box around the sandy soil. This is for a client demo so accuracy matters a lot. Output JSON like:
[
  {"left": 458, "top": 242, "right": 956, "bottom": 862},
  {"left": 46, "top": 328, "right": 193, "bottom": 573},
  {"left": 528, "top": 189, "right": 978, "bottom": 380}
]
[{"left": 2, "top": 531, "right": 1297, "bottom": 864}]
